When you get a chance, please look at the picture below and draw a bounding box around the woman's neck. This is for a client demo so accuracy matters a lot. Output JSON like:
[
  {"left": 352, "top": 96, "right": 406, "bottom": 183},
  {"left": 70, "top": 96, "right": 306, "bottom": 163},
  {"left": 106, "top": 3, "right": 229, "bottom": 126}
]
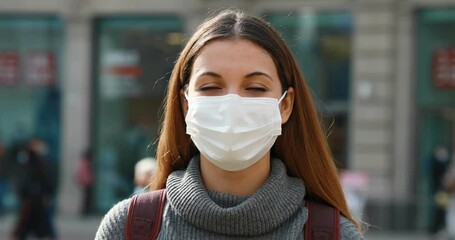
[{"left": 200, "top": 154, "right": 271, "bottom": 196}]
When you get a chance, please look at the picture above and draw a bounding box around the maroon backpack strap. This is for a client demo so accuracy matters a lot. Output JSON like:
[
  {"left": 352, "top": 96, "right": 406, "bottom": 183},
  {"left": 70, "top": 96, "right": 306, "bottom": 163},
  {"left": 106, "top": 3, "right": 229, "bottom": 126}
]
[
  {"left": 125, "top": 189, "right": 166, "bottom": 240},
  {"left": 304, "top": 200, "right": 340, "bottom": 240}
]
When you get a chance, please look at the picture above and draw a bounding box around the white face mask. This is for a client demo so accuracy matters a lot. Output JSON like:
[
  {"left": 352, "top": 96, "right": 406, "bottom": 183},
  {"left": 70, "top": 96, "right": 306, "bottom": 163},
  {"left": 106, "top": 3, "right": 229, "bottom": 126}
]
[{"left": 185, "top": 92, "right": 287, "bottom": 171}]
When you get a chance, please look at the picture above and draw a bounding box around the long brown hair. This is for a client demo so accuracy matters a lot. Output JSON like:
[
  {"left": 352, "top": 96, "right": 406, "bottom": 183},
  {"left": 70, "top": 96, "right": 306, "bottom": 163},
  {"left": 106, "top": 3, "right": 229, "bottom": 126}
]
[{"left": 151, "top": 9, "right": 360, "bottom": 230}]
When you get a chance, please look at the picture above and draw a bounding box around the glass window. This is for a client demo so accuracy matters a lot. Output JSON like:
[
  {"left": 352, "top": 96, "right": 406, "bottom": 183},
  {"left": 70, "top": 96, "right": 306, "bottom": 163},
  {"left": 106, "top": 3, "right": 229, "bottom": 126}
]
[
  {"left": 267, "top": 12, "right": 353, "bottom": 167},
  {"left": 0, "top": 16, "right": 63, "bottom": 212},
  {"left": 92, "top": 16, "right": 183, "bottom": 211},
  {"left": 416, "top": 8, "right": 455, "bottom": 108}
]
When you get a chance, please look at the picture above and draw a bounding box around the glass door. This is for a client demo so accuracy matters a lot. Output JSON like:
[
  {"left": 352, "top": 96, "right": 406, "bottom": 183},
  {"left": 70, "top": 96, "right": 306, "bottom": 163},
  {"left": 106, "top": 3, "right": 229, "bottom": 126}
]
[
  {"left": 0, "top": 16, "right": 63, "bottom": 213},
  {"left": 92, "top": 16, "right": 183, "bottom": 211},
  {"left": 416, "top": 8, "right": 455, "bottom": 230}
]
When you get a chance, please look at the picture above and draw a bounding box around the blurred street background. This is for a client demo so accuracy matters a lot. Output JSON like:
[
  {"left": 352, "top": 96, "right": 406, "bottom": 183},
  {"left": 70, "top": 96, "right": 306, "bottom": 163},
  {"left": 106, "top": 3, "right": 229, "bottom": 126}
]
[{"left": 0, "top": 0, "right": 455, "bottom": 239}]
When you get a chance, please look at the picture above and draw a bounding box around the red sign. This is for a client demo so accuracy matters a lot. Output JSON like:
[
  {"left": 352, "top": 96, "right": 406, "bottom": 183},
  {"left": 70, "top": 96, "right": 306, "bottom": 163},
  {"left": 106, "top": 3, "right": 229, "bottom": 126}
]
[
  {"left": 0, "top": 52, "right": 19, "bottom": 86},
  {"left": 23, "top": 52, "right": 56, "bottom": 86},
  {"left": 103, "top": 50, "right": 142, "bottom": 79},
  {"left": 107, "top": 66, "right": 142, "bottom": 78},
  {"left": 432, "top": 48, "right": 455, "bottom": 88}
]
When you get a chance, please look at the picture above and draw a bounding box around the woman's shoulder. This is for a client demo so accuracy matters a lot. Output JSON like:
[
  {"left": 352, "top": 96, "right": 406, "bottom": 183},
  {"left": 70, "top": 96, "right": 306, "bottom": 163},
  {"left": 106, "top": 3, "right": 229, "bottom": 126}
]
[
  {"left": 340, "top": 215, "right": 364, "bottom": 240},
  {"left": 95, "top": 198, "right": 131, "bottom": 240}
]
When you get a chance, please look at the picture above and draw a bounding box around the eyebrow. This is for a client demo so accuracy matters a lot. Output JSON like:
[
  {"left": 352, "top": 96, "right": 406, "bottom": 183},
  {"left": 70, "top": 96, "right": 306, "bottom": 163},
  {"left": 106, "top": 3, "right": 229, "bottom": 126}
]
[
  {"left": 198, "top": 71, "right": 222, "bottom": 78},
  {"left": 197, "top": 71, "right": 273, "bottom": 81},
  {"left": 245, "top": 71, "right": 273, "bottom": 81}
]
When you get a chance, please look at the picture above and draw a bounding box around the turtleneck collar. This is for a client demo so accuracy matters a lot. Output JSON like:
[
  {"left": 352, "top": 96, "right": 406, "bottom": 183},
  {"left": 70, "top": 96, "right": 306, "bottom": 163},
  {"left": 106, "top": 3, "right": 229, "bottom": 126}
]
[{"left": 166, "top": 155, "right": 306, "bottom": 236}]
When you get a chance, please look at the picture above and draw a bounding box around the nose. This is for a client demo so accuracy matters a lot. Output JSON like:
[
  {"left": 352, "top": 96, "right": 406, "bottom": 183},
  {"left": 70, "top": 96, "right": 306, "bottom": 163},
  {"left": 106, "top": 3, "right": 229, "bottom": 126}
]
[{"left": 225, "top": 87, "right": 241, "bottom": 96}]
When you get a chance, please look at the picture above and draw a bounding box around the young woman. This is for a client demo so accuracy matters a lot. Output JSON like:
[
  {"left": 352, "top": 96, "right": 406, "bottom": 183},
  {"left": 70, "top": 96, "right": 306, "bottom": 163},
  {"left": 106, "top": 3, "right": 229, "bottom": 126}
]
[{"left": 95, "top": 9, "right": 364, "bottom": 239}]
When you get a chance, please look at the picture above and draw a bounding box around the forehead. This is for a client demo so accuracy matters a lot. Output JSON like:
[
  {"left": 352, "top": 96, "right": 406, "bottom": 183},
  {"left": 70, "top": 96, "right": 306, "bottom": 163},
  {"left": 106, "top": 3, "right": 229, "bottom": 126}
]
[{"left": 191, "top": 39, "right": 276, "bottom": 71}]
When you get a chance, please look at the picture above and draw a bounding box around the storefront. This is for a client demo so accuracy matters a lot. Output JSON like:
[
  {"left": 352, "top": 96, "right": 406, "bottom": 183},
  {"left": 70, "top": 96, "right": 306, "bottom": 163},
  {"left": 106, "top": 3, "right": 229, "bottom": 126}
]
[
  {"left": 0, "top": 16, "right": 63, "bottom": 212},
  {"left": 91, "top": 16, "right": 183, "bottom": 211},
  {"left": 415, "top": 7, "right": 455, "bottom": 230}
]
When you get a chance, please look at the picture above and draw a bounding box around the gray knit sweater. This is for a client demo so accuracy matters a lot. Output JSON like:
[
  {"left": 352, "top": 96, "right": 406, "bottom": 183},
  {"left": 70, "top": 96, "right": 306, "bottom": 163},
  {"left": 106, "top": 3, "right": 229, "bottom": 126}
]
[{"left": 95, "top": 157, "right": 363, "bottom": 239}]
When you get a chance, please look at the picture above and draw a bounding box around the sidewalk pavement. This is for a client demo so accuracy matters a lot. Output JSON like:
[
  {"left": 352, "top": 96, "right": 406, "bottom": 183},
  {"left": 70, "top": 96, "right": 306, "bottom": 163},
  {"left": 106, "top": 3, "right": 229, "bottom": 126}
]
[{"left": 0, "top": 213, "right": 433, "bottom": 240}]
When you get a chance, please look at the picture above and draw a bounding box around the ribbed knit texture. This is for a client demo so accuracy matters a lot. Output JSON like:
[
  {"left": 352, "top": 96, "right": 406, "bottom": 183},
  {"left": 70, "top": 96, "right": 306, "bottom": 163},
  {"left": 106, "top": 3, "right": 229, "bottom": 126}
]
[{"left": 95, "top": 156, "right": 363, "bottom": 239}]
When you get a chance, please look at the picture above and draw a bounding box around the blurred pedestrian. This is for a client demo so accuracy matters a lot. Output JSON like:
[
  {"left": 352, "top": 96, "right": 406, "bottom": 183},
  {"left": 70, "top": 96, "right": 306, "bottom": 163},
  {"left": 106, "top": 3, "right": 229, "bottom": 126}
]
[
  {"left": 444, "top": 152, "right": 455, "bottom": 239},
  {"left": 75, "top": 149, "right": 94, "bottom": 216},
  {"left": 341, "top": 170, "right": 369, "bottom": 222},
  {"left": 0, "top": 140, "right": 8, "bottom": 215},
  {"left": 429, "top": 146, "right": 451, "bottom": 235},
  {"left": 133, "top": 157, "right": 156, "bottom": 195},
  {"left": 11, "top": 138, "right": 56, "bottom": 240}
]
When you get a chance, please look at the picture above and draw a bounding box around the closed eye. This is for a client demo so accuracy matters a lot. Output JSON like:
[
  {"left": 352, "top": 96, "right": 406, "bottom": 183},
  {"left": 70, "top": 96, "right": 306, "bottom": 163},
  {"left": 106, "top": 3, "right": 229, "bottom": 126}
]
[
  {"left": 246, "top": 87, "right": 267, "bottom": 92},
  {"left": 199, "top": 85, "right": 222, "bottom": 91}
]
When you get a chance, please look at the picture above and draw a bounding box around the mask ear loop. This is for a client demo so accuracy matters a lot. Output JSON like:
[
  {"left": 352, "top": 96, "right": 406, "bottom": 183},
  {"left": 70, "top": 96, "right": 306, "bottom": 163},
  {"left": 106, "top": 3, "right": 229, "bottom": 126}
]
[
  {"left": 183, "top": 85, "right": 189, "bottom": 101},
  {"left": 278, "top": 91, "right": 287, "bottom": 104}
]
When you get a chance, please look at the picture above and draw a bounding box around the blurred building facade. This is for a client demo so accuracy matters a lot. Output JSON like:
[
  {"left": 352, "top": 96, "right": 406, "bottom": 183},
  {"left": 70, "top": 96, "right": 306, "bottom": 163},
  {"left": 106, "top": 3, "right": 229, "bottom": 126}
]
[{"left": 0, "top": 0, "right": 454, "bottom": 232}]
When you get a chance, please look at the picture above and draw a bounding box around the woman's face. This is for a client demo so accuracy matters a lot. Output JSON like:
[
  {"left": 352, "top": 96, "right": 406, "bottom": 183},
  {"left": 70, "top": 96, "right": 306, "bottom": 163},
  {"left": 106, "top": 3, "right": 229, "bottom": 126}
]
[{"left": 183, "top": 39, "right": 294, "bottom": 123}]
